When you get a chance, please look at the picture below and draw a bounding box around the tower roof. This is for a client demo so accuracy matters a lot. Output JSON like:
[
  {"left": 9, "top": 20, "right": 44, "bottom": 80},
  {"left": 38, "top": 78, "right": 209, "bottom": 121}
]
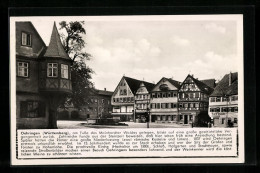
[{"left": 44, "top": 22, "right": 70, "bottom": 60}]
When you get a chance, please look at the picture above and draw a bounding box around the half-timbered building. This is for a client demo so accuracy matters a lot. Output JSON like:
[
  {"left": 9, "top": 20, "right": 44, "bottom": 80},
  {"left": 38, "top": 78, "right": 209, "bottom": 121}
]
[
  {"left": 111, "top": 76, "right": 154, "bottom": 121},
  {"left": 178, "top": 75, "right": 215, "bottom": 125},
  {"left": 134, "top": 82, "right": 155, "bottom": 122}
]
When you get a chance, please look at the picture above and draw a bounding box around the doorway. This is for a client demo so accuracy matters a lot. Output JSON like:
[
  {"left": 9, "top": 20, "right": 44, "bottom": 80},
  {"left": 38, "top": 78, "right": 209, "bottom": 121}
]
[{"left": 184, "top": 115, "right": 188, "bottom": 124}]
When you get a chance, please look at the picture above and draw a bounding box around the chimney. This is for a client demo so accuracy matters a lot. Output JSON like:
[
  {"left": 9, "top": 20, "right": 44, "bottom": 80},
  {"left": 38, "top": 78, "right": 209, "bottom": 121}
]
[
  {"left": 104, "top": 88, "right": 106, "bottom": 91},
  {"left": 229, "top": 72, "right": 232, "bottom": 86}
]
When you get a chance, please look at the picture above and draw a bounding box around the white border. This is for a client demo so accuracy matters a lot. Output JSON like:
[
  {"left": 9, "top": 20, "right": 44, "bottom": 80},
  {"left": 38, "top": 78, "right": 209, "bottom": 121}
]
[{"left": 10, "top": 15, "right": 244, "bottom": 165}]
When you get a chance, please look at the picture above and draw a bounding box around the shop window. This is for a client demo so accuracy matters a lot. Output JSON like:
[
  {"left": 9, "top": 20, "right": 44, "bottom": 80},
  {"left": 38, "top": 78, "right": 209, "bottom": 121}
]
[
  {"left": 20, "top": 101, "right": 45, "bottom": 118},
  {"left": 17, "top": 62, "right": 29, "bottom": 77},
  {"left": 47, "top": 63, "right": 58, "bottom": 77}
]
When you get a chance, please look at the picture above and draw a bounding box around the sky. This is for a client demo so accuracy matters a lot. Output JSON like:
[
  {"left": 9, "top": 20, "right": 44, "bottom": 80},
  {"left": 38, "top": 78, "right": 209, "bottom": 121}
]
[{"left": 29, "top": 15, "right": 242, "bottom": 92}]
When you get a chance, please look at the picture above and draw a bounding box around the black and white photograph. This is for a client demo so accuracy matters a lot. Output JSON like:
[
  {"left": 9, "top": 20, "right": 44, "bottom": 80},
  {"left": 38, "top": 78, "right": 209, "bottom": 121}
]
[{"left": 10, "top": 15, "right": 244, "bottom": 165}]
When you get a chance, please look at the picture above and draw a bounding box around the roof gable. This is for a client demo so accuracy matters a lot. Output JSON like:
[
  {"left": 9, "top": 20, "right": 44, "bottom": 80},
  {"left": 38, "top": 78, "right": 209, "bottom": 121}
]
[
  {"left": 124, "top": 76, "right": 155, "bottom": 94},
  {"left": 16, "top": 22, "right": 46, "bottom": 58},
  {"left": 180, "top": 75, "right": 214, "bottom": 94},
  {"left": 152, "top": 77, "right": 181, "bottom": 92},
  {"left": 43, "top": 22, "right": 70, "bottom": 60}
]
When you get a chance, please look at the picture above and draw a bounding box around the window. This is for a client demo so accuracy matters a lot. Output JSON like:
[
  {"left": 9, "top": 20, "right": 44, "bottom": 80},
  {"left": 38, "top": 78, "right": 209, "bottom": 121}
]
[
  {"left": 189, "top": 115, "right": 193, "bottom": 120},
  {"left": 156, "top": 103, "right": 160, "bottom": 109},
  {"left": 234, "top": 107, "right": 238, "bottom": 112},
  {"left": 210, "top": 108, "right": 214, "bottom": 112},
  {"left": 17, "top": 62, "right": 29, "bottom": 77},
  {"left": 190, "top": 103, "right": 194, "bottom": 108},
  {"left": 190, "top": 93, "right": 194, "bottom": 98},
  {"left": 173, "top": 93, "right": 177, "bottom": 97},
  {"left": 221, "top": 118, "right": 225, "bottom": 124},
  {"left": 234, "top": 118, "right": 238, "bottom": 123},
  {"left": 20, "top": 101, "right": 45, "bottom": 118},
  {"left": 47, "top": 63, "right": 58, "bottom": 77},
  {"left": 161, "top": 103, "right": 166, "bottom": 109},
  {"left": 180, "top": 115, "right": 183, "bottom": 120},
  {"left": 102, "top": 99, "right": 104, "bottom": 103},
  {"left": 216, "top": 107, "right": 220, "bottom": 112},
  {"left": 113, "top": 98, "right": 116, "bottom": 102},
  {"left": 195, "top": 92, "right": 199, "bottom": 98},
  {"left": 179, "top": 104, "right": 183, "bottom": 108},
  {"left": 61, "top": 64, "right": 68, "bottom": 79},
  {"left": 195, "top": 103, "right": 199, "bottom": 108},
  {"left": 22, "top": 32, "right": 31, "bottom": 46},
  {"left": 216, "top": 97, "right": 221, "bottom": 102},
  {"left": 184, "top": 103, "right": 188, "bottom": 108},
  {"left": 171, "top": 103, "right": 174, "bottom": 108},
  {"left": 221, "top": 107, "right": 227, "bottom": 112},
  {"left": 231, "top": 96, "right": 238, "bottom": 101}
]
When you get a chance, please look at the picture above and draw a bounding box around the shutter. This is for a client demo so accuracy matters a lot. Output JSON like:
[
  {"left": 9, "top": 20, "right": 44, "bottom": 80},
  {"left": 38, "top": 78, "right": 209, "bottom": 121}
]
[
  {"left": 39, "top": 102, "right": 46, "bottom": 117},
  {"left": 22, "top": 33, "right": 27, "bottom": 45},
  {"left": 20, "top": 101, "right": 27, "bottom": 118}
]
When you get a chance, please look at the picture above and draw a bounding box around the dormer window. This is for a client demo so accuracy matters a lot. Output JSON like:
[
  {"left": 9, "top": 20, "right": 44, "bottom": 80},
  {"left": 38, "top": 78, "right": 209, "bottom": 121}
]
[
  {"left": 47, "top": 63, "right": 58, "bottom": 77},
  {"left": 22, "top": 32, "right": 31, "bottom": 46}
]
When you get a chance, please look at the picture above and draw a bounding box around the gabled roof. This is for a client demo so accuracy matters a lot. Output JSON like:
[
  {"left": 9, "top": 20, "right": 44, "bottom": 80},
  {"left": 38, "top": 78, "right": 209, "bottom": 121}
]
[
  {"left": 167, "top": 78, "right": 181, "bottom": 89},
  {"left": 181, "top": 75, "right": 214, "bottom": 94},
  {"left": 210, "top": 72, "right": 238, "bottom": 97},
  {"left": 200, "top": 79, "right": 216, "bottom": 88},
  {"left": 43, "top": 22, "right": 70, "bottom": 60},
  {"left": 124, "top": 76, "right": 155, "bottom": 94}
]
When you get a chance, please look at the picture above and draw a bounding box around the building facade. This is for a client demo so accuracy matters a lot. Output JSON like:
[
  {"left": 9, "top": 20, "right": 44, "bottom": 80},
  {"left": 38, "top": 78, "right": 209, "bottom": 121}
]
[
  {"left": 178, "top": 75, "right": 215, "bottom": 125},
  {"left": 149, "top": 78, "right": 181, "bottom": 123},
  {"left": 16, "top": 22, "right": 49, "bottom": 129},
  {"left": 208, "top": 72, "right": 238, "bottom": 127},
  {"left": 134, "top": 82, "right": 155, "bottom": 122},
  {"left": 16, "top": 22, "right": 72, "bottom": 129},
  {"left": 79, "top": 89, "right": 113, "bottom": 119},
  {"left": 111, "top": 76, "right": 154, "bottom": 121}
]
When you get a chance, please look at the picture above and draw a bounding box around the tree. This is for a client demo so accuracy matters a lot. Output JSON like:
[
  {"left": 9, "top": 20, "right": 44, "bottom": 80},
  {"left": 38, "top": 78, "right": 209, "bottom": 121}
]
[{"left": 59, "top": 21, "right": 94, "bottom": 108}]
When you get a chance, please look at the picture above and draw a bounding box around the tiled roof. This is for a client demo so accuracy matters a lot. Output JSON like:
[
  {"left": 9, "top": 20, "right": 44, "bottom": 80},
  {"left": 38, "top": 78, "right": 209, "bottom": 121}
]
[
  {"left": 97, "top": 90, "right": 113, "bottom": 96},
  {"left": 210, "top": 72, "right": 238, "bottom": 96},
  {"left": 167, "top": 78, "right": 181, "bottom": 89},
  {"left": 43, "top": 22, "right": 70, "bottom": 60},
  {"left": 124, "top": 76, "right": 155, "bottom": 94},
  {"left": 200, "top": 79, "right": 216, "bottom": 88},
  {"left": 186, "top": 75, "right": 214, "bottom": 94}
]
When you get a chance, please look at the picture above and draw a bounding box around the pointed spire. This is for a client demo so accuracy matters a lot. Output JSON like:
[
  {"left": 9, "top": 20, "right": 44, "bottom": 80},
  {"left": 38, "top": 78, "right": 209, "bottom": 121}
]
[{"left": 44, "top": 22, "right": 70, "bottom": 60}]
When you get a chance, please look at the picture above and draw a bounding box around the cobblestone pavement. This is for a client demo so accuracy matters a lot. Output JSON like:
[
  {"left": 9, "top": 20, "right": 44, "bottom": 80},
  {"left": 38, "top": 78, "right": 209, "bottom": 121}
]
[{"left": 57, "top": 120, "right": 190, "bottom": 129}]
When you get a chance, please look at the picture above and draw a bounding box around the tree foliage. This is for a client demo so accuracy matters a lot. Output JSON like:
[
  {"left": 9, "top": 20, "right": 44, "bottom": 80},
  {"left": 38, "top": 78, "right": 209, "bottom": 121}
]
[{"left": 59, "top": 21, "right": 94, "bottom": 107}]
